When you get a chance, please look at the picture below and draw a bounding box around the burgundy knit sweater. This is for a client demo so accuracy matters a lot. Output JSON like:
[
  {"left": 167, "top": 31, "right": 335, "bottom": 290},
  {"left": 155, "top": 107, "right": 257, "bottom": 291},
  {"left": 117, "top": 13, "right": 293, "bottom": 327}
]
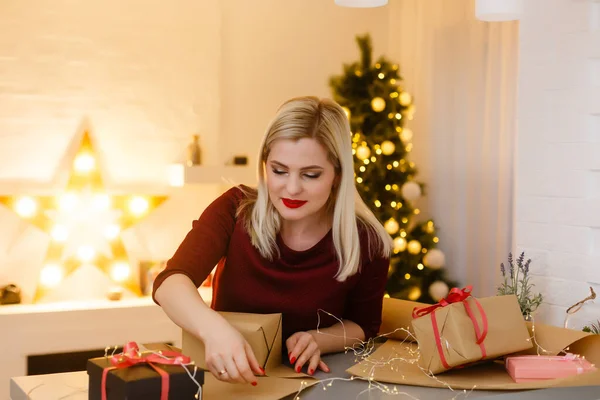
[{"left": 152, "top": 186, "right": 389, "bottom": 341}]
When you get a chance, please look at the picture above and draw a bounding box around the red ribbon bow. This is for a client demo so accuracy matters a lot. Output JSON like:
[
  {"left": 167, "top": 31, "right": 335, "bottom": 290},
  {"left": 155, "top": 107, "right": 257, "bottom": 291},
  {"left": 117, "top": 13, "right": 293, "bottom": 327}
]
[
  {"left": 412, "top": 285, "right": 489, "bottom": 370},
  {"left": 101, "top": 342, "right": 191, "bottom": 400}
]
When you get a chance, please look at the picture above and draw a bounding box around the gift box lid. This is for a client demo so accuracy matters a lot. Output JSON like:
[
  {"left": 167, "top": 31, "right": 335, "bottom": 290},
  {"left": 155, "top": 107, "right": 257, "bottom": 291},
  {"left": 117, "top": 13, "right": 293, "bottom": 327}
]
[
  {"left": 87, "top": 356, "right": 203, "bottom": 400},
  {"left": 505, "top": 355, "right": 597, "bottom": 382}
]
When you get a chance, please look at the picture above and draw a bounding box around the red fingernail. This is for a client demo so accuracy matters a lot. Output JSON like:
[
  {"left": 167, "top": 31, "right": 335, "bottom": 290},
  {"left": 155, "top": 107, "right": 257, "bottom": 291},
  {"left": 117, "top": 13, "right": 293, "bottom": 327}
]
[
  {"left": 259, "top": 367, "right": 265, "bottom": 374},
  {"left": 252, "top": 381, "right": 257, "bottom": 386},
  {"left": 309, "top": 369, "right": 314, "bottom": 375},
  {"left": 290, "top": 357, "right": 296, "bottom": 364},
  {"left": 296, "top": 366, "right": 301, "bottom": 373}
]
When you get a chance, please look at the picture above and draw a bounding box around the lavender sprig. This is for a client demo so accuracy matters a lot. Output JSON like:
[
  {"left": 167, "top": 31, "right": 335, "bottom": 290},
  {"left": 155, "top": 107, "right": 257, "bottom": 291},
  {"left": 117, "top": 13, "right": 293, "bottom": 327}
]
[{"left": 497, "top": 251, "right": 543, "bottom": 318}]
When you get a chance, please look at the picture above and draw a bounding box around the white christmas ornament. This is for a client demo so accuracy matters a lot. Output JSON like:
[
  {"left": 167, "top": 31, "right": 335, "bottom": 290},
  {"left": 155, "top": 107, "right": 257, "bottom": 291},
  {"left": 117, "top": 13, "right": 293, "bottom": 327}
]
[
  {"left": 381, "top": 140, "right": 395, "bottom": 155},
  {"left": 407, "top": 240, "right": 422, "bottom": 255},
  {"left": 399, "top": 92, "right": 412, "bottom": 106},
  {"left": 401, "top": 181, "right": 421, "bottom": 202},
  {"left": 355, "top": 145, "right": 371, "bottom": 160},
  {"left": 423, "top": 248, "right": 445, "bottom": 269},
  {"left": 429, "top": 281, "right": 449, "bottom": 302},
  {"left": 475, "top": 0, "right": 522, "bottom": 21},
  {"left": 384, "top": 218, "right": 400, "bottom": 235},
  {"left": 399, "top": 128, "right": 413, "bottom": 143}
]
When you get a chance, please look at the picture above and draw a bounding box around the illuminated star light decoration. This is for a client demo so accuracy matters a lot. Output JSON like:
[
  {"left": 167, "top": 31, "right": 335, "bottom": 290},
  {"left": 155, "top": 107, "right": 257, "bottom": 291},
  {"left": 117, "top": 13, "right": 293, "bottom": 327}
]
[{"left": 0, "top": 132, "right": 167, "bottom": 302}]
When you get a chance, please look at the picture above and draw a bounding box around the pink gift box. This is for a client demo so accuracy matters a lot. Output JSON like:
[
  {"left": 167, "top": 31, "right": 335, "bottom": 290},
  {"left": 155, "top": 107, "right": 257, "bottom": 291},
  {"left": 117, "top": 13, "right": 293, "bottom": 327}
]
[{"left": 505, "top": 355, "right": 597, "bottom": 383}]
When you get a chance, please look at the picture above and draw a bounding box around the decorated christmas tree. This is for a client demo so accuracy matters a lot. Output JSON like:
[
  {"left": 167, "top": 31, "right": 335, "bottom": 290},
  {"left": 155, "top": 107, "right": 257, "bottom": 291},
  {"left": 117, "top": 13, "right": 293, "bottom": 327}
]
[{"left": 330, "top": 34, "right": 458, "bottom": 303}]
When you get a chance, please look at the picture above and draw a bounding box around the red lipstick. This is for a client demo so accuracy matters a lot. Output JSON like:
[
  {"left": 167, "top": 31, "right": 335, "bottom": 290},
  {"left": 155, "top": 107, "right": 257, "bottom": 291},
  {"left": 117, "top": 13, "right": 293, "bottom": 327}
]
[{"left": 282, "top": 198, "right": 307, "bottom": 209}]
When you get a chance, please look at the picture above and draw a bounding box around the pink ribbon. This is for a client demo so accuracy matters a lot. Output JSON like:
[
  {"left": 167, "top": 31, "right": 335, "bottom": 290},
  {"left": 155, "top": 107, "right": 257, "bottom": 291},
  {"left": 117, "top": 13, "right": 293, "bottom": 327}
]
[
  {"left": 101, "top": 342, "right": 191, "bottom": 400},
  {"left": 412, "top": 286, "right": 489, "bottom": 370}
]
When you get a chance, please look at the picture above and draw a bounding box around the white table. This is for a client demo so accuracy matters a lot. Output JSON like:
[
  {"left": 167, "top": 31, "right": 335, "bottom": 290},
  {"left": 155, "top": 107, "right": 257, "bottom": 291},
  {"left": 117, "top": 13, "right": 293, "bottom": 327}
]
[
  {"left": 11, "top": 349, "right": 600, "bottom": 400},
  {"left": 1, "top": 288, "right": 212, "bottom": 400}
]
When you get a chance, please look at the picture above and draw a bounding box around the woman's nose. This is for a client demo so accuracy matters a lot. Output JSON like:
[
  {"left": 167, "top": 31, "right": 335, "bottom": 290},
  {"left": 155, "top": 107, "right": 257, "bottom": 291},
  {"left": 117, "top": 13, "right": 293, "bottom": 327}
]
[{"left": 286, "top": 175, "right": 302, "bottom": 195}]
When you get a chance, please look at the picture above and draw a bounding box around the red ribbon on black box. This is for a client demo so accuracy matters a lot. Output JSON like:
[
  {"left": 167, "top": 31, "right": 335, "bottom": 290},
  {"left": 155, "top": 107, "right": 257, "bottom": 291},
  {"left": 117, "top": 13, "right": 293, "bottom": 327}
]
[
  {"left": 412, "top": 285, "right": 489, "bottom": 370},
  {"left": 87, "top": 342, "right": 203, "bottom": 400}
]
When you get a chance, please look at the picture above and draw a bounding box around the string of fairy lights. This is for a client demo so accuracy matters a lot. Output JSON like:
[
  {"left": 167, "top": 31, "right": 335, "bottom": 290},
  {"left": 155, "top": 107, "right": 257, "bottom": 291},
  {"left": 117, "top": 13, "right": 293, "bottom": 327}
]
[{"left": 289, "top": 310, "right": 583, "bottom": 400}]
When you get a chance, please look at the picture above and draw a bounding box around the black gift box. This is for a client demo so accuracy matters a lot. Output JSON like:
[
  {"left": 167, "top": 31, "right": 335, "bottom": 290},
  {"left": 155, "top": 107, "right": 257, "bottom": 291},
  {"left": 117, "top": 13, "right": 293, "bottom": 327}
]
[{"left": 87, "top": 356, "right": 203, "bottom": 400}]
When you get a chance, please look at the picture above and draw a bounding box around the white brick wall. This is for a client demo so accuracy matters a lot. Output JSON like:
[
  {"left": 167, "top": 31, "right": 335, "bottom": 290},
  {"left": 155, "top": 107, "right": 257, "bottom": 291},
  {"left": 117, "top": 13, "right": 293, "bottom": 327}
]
[{"left": 516, "top": 0, "right": 600, "bottom": 329}]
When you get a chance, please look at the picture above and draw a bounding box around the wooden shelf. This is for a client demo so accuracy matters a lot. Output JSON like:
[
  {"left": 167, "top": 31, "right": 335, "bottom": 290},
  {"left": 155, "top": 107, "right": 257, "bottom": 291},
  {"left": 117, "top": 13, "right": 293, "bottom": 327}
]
[{"left": 183, "top": 165, "right": 256, "bottom": 185}]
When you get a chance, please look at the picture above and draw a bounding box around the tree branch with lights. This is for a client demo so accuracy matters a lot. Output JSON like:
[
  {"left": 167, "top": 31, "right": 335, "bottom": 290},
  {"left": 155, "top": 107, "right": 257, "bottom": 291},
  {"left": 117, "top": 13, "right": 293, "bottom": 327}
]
[{"left": 329, "top": 34, "right": 458, "bottom": 303}]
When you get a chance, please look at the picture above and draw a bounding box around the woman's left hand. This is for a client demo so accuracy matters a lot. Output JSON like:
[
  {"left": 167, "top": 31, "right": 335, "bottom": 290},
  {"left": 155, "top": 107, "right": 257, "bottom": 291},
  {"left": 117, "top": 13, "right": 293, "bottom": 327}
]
[{"left": 286, "top": 331, "right": 330, "bottom": 375}]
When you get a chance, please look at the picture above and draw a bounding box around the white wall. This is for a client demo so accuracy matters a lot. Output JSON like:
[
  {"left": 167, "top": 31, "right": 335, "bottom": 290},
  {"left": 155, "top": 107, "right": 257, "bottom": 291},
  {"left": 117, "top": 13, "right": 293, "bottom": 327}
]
[
  {"left": 219, "top": 0, "right": 390, "bottom": 168},
  {"left": 515, "top": 0, "right": 600, "bottom": 329},
  {"left": 386, "top": 0, "right": 520, "bottom": 296},
  {"left": 0, "top": 0, "right": 389, "bottom": 303}
]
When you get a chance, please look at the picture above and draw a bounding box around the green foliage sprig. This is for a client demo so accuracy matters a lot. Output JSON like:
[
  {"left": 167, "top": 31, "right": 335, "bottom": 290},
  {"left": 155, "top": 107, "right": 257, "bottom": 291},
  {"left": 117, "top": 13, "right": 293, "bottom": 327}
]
[{"left": 583, "top": 321, "right": 600, "bottom": 334}]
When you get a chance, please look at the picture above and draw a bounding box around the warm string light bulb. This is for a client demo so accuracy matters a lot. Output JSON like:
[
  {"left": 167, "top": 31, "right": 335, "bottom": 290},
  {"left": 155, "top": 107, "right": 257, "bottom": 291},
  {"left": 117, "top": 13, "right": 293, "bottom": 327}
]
[
  {"left": 51, "top": 224, "right": 69, "bottom": 242},
  {"left": 128, "top": 196, "right": 149, "bottom": 216},
  {"left": 77, "top": 245, "right": 96, "bottom": 262},
  {"left": 110, "top": 262, "right": 131, "bottom": 282},
  {"left": 40, "top": 264, "right": 64, "bottom": 287},
  {"left": 74, "top": 152, "right": 96, "bottom": 173},
  {"left": 15, "top": 197, "right": 37, "bottom": 218},
  {"left": 104, "top": 224, "right": 121, "bottom": 240}
]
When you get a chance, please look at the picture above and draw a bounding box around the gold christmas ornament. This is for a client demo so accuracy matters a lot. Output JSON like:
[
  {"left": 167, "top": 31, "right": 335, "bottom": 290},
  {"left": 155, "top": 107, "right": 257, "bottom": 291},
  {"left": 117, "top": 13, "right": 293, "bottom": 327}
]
[
  {"left": 399, "top": 92, "right": 412, "bottom": 106},
  {"left": 371, "top": 97, "right": 386, "bottom": 112},
  {"left": 384, "top": 218, "right": 400, "bottom": 235},
  {"left": 399, "top": 128, "right": 413, "bottom": 143},
  {"left": 393, "top": 236, "right": 407, "bottom": 252},
  {"left": 355, "top": 145, "right": 371, "bottom": 160},
  {"left": 342, "top": 106, "right": 351, "bottom": 120},
  {"left": 425, "top": 220, "right": 435, "bottom": 234},
  {"left": 407, "top": 240, "right": 422, "bottom": 255},
  {"left": 408, "top": 286, "right": 422, "bottom": 301},
  {"left": 380, "top": 140, "right": 396, "bottom": 155}
]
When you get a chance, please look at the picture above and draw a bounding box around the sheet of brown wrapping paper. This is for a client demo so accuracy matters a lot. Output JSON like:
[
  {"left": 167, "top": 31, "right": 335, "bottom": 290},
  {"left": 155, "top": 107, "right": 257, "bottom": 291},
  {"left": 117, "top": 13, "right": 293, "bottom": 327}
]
[
  {"left": 182, "top": 312, "right": 317, "bottom": 399},
  {"left": 349, "top": 297, "right": 600, "bottom": 390}
]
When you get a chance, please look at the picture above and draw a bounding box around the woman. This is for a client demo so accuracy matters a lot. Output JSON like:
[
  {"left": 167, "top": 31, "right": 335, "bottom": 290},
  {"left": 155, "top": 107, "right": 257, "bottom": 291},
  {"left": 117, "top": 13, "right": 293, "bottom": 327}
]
[{"left": 153, "top": 96, "right": 392, "bottom": 386}]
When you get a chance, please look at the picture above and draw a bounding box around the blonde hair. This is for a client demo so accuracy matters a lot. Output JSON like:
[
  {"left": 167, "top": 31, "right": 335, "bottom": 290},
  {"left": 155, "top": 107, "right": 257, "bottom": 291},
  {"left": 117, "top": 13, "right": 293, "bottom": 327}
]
[{"left": 238, "top": 96, "right": 391, "bottom": 281}]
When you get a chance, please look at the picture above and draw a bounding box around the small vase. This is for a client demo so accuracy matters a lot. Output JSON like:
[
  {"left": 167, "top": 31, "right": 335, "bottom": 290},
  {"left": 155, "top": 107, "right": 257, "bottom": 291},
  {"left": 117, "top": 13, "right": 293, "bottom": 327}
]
[{"left": 187, "top": 135, "right": 202, "bottom": 166}]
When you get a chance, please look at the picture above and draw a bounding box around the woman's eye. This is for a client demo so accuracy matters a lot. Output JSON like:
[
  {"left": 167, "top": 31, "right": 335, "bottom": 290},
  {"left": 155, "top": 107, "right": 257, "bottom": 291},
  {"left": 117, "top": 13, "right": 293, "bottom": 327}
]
[
  {"left": 304, "top": 173, "right": 321, "bottom": 179},
  {"left": 272, "top": 169, "right": 286, "bottom": 175}
]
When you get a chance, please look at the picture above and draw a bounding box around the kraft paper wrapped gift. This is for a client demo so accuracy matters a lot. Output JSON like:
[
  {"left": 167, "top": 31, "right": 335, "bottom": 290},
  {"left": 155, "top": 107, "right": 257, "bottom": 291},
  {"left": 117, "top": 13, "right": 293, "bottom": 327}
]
[
  {"left": 505, "top": 354, "right": 597, "bottom": 383},
  {"left": 411, "top": 288, "right": 532, "bottom": 374},
  {"left": 183, "top": 312, "right": 299, "bottom": 377},
  {"left": 182, "top": 311, "right": 318, "bottom": 400},
  {"left": 348, "top": 297, "right": 600, "bottom": 390}
]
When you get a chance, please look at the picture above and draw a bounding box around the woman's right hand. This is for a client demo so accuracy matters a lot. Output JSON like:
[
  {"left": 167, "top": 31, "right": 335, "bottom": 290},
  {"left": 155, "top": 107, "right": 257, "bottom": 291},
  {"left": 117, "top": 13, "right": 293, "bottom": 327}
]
[{"left": 201, "top": 317, "right": 265, "bottom": 384}]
